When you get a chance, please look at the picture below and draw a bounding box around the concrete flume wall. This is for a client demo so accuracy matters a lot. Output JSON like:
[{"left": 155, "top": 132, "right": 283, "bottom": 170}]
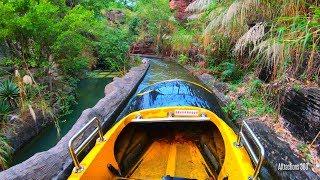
[{"left": 0, "top": 62, "right": 149, "bottom": 179}]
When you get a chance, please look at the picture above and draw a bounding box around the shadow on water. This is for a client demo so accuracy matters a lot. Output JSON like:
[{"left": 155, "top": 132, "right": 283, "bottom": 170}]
[{"left": 11, "top": 77, "right": 112, "bottom": 165}]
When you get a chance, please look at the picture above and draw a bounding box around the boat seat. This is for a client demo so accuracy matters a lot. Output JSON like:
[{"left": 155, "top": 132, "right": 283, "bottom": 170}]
[
  {"left": 114, "top": 122, "right": 225, "bottom": 179},
  {"left": 114, "top": 126, "right": 151, "bottom": 176}
]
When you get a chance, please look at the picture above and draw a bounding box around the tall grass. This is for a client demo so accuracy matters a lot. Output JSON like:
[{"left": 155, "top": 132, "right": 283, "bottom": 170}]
[
  {"left": 0, "top": 135, "right": 12, "bottom": 170},
  {"left": 197, "top": 0, "right": 320, "bottom": 82},
  {"left": 134, "top": 0, "right": 318, "bottom": 84},
  {"left": 185, "top": 0, "right": 213, "bottom": 13},
  {"left": 169, "top": 28, "right": 195, "bottom": 53}
]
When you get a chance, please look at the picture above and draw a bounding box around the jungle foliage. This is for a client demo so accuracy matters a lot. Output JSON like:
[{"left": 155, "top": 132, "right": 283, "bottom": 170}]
[
  {"left": 129, "top": 0, "right": 319, "bottom": 117},
  {"left": 129, "top": 0, "right": 320, "bottom": 84},
  {"left": 0, "top": 0, "right": 319, "bottom": 171},
  {"left": 0, "top": 0, "right": 135, "bottom": 169}
]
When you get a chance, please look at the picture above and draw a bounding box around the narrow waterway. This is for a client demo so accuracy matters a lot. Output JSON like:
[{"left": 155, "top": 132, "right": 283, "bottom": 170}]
[
  {"left": 116, "top": 58, "right": 222, "bottom": 121},
  {"left": 117, "top": 58, "right": 200, "bottom": 121},
  {"left": 11, "top": 58, "right": 224, "bottom": 166},
  {"left": 135, "top": 59, "right": 199, "bottom": 91},
  {"left": 11, "top": 77, "right": 112, "bottom": 165}
]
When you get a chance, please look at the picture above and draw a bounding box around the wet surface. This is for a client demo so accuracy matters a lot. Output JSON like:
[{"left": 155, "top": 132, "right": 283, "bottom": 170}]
[
  {"left": 125, "top": 80, "right": 225, "bottom": 119},
  {"left": 117, "top": 58, "right": 226, "bottom": 121},
  {"left": 136, "top": 59, "right": 199, "bottom": 92}
]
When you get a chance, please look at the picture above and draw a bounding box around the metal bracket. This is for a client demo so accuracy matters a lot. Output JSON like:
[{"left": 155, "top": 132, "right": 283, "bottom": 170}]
[
  {"left": 235, "top": 121, "right": 265, "bottom": 179},
  {"left": 68, "top": 117, "right": 106, "bottom": 173},
  {"left": 201, "top": 113, "right": 207, "bottom": 117},
  {"left": 168, "top": 112, "right": 174, "bottom": 117}
]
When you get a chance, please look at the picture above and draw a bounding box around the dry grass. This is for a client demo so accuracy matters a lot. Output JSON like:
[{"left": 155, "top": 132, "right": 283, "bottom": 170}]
[
  {"left": 190, "top": 0, "right": 319, "bottom": 81},
  {"left": 28, "top": 104, "right": 36, "bottom": 122},
  {"left": 204, "top": 10, "right": 224, "bottom": 34},
  {"left": 187, "top": 13, "right": 203, "bottom": 20},
  {"left": 222, "top": 1, "right": 241, "bottom": 27},
  {"left": 185, "top": 0, "right": 212, "bottom": 13},
  {"left": 253, "top": 40, "right": 286, "bottom": 79},
  {"left": 234, "top": 22, "right": 266, "bottom": 55},
  {"left": 204, "top": 0, "right": 260, "bottom": 35}
]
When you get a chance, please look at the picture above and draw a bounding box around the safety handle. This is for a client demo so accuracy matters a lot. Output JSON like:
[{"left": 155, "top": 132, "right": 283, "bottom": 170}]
[
  {"left": 68, "top": 117, "right": 105, "bottom": 172},
  {"left": 236, "top": 121, "right": 265, "bottom": 179}
]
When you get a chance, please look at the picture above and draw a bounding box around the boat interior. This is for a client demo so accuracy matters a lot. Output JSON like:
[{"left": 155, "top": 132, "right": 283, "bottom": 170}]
[
  {"left": 68, "top": 107, "right": 258, "bottom": 180},
  {"left": 112, "top": 121, "right": 225, "bottom": 179}
]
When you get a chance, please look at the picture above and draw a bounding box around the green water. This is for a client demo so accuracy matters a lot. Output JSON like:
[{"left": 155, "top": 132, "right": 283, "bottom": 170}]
[{"left": 11, "top": 77, "right": 112, "bottom": 165}]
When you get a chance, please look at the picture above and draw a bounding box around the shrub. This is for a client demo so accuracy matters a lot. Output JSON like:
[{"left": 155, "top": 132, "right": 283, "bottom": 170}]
[
  {"left": 98, "top": 28, "right": 132, "bottom": 71},
  {"left": 292, "top": 83, "right": 302, "bottom": 92},
  {"left": 215, "top": 61, "right": 243, "bottom": 82},
  {"left": 297, "top": 143, "right": 312, "bottom": 162},
  {"left": 249, "top": 79, "right": 263, "bottom": 94},
  {"left": 0, "top": 80, "right": 20, "bottom": 108},
  {"left": 240, "top": 96, "right": 275, "bottom": 116},
  {"left": 178, "top": 54, "right": 189, "bottom": 65},
  {"left": 58, "top": 57, "right": 90, "bottom": 77},
  {"left": 170, "top": 28, "right": 194, "bottom": 53},
  {"left": 0, "top": 102, "right": 10, "bottom": 120},
  {"left": 219, "top": 62, "right": 236, "bottom": 81},
  {"left": 0, "top": 135, "right": 12, "bottom": 170},
  {"left": 135, "top": 0, "right": 173, "bottom": 53},
  {"left": 223, "top": 101, "right": 246, "bottom": 122},
  {"left": 128, "top": 17, "right": 141, "bottom": 35}
]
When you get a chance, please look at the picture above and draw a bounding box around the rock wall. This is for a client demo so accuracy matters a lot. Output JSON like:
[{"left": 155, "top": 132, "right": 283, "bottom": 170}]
[
  {"left": 281, "top": 87, "right": 320, "bottom": 143},
  {"left": 0, "top": 62, "right": 149, "bottom": 179},
  {"left": 129, "top": 37, "right": 155, "bottom": 55},
  {"left": 5, "top": 110, "right": 55, "bottom": 151},
  {"left": 248, "top": 121, "right": 318, "bottom": 179},
  {"left": 169, "top": 0, "right": 194, "bottom": 21},
  {"left": 195, "top": 72, "right": 318, "bottom": 179}
]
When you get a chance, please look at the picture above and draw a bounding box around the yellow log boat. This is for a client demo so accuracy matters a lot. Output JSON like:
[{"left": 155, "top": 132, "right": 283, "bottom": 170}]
[{"left": 68, "top": 80, "right": 264, "bottom": 180}]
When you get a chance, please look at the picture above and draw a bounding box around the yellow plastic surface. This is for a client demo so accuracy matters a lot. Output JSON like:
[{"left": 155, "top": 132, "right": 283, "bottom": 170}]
[
  {"left": 129, "top": 138, "right": 213, "bottom": 179},
  {"left": 68, "top": 106, "right": 254, "bottom": 180}
]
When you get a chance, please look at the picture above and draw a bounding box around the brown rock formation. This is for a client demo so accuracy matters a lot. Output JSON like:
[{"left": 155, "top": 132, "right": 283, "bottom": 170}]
[
  {"left": 169, "top": 0, "right": 194, "bottom": 21},
  {"left": 281, "top": 87, "right": 320, "bottom": 144}
]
